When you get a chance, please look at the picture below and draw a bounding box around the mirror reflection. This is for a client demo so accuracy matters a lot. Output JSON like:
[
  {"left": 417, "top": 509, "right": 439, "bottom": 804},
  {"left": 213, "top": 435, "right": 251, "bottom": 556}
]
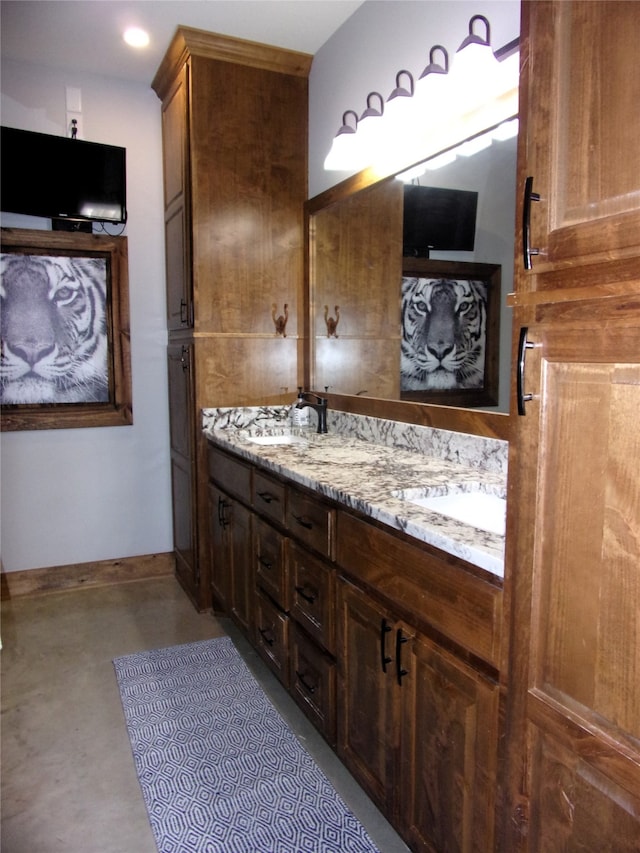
[{"left": 309, "top": 125, "right": 517, "bottom": 413}]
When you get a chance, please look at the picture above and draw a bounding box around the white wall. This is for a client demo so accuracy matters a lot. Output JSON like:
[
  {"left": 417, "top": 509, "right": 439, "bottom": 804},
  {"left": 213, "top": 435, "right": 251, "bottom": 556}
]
[{"left": 1, "top": 59, "right": 172, "bottom": 572}]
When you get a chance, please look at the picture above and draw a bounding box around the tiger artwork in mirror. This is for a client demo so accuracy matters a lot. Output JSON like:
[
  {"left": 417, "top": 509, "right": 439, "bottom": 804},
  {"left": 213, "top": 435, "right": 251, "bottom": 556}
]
[{"left": 400, "top": 259, "right": 500, "bottom": 408}]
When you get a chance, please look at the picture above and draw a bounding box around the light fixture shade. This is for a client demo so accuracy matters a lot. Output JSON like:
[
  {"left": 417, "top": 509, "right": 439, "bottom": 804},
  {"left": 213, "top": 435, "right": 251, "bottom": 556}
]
[
  {"left": 451, "top": 15, "right": 500, "bottom": 115},
  {"left": 323, "top": 110, "right": 362, "bottom": 171},
  {"left": 354, "top": 92, "right": 385, "bottom": 167}
]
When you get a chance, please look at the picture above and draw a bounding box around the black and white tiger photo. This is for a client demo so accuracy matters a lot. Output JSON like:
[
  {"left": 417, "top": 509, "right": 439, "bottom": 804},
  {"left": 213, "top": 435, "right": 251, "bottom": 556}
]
[
  {"left": 400, "top": 276, "right": 488, "bottom": 392},
  {"left": 0, "top": 253, "right": 110, "bottom": 405}
]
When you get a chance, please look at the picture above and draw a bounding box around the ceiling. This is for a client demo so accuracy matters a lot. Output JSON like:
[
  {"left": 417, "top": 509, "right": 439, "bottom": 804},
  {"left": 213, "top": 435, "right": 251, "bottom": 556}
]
[{"left": 0, "top": 1, "right": 364, "bottom": 85}]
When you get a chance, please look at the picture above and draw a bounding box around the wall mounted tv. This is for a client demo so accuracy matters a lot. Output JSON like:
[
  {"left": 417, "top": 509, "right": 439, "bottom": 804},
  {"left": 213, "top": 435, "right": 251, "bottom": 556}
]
[
  {"left": 403, "top": 185, "right": 478, "bottom": 257},
  {"left": 0, "top": 126, "right": 127, "bottom": 225}
]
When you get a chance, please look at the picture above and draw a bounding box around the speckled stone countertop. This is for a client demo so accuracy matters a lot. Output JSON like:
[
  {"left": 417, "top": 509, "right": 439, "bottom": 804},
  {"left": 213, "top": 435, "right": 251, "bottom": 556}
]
[{"left": 203, "top": 406, "right": 508, "bottom": 579}]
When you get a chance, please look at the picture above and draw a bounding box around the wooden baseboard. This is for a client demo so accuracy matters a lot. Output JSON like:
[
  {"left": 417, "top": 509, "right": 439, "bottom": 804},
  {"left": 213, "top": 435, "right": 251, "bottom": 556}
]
[{"left": 0, "top": 552, "right": 175, "bottom": 600}]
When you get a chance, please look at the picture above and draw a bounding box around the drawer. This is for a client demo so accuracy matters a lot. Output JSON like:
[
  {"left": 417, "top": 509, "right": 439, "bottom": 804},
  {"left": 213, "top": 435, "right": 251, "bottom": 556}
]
[
  {"left": 254, "top": 589, "right": 289, "bottom": 688},
  {"left": 254, "top": 518, "right": 288, "bottom": 611},
  {"left": 208, "top": 445, "right": 252, "bottom": 504},
  {"left": 289, "top": 541, "right": 335, "bottom": 655},
  {"left": 287, "top": 488, "right": 335, "bottom": 560},
  {"left": 336, "top": 511, "right": 503, "bottom": 669},
  {"left": 289, "top": 622, "right": 336, "bottom": 747},
  {"left": 253, "top": 469, "right": 286, "bottom": 526}
]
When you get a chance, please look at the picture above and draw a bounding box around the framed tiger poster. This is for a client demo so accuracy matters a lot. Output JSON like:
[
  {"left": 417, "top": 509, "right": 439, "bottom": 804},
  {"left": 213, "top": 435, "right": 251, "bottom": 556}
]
[
  {"left": 400, "top": 259, "right": 500, "bottom": 408},
  {"left": 0, "top": 228, "right": 132, "bottom": 431}
]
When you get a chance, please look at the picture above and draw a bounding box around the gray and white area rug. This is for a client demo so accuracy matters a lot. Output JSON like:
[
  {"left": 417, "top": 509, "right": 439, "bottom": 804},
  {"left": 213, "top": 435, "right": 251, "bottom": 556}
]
[{"left": 113, "top": 637, "right": 380, "bottom": 853}]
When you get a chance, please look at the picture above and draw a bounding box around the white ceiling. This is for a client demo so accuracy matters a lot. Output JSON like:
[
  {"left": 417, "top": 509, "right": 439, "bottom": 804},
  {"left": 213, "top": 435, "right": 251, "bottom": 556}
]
[{"left": 0, "top": 0, "right": 364, "bottom": 85}]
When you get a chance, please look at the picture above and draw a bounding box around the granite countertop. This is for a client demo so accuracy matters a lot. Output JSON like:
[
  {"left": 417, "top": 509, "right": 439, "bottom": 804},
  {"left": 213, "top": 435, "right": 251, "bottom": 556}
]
[{"left": 204, "top": 409, "right": 506, "bottom": 579}]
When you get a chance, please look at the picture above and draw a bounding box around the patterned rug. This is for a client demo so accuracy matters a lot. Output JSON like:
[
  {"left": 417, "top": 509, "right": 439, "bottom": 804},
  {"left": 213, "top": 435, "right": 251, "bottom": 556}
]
[{"left": 113, "top": 637, "right": 380, "bottom": 853}]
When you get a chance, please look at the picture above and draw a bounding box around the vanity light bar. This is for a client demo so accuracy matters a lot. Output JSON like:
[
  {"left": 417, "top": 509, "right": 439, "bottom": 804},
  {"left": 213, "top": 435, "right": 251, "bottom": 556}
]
[{"left": 324, "top": 16, "right": 520, "bottom": 175}]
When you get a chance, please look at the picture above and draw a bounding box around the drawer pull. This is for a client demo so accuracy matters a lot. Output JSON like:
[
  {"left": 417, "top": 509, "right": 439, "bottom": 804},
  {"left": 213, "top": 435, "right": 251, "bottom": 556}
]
[
  {"left": 293, "top": 514, "right": 314, "bottom": 530},
  {"left": 258, "top": 555, "right": 273, "bottom": 571},
  {"left": 295, "top": 585, "right": 316, "bottom": 604},
  {"left": 380, "top": 619, "right": 392, "bottom": 673},
  {"left": 217, "top": 496, "right": 231, "bottom": 529},
  {"left": 259, "top": 627, "right": 275, "bottom": 647},
  {"left": 296, "top": 670, "right": 317, "bottom": 694},
  {"left": 396, "top": 628, "right": 409, "bottom": 685},
  {"left": 257, "top": 490, "right": 277, "bottom": 504}
]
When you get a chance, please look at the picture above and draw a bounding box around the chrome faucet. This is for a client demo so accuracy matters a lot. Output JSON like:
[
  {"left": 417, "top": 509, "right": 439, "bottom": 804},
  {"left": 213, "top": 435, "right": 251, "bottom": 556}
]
[{"left": 295, "top": 388, "right": 328, "bottom": 434}]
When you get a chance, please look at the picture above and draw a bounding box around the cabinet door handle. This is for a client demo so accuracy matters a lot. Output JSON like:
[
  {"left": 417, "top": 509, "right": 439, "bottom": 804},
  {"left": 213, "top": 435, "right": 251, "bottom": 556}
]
[
  {"left": 293, "top": 514, "right": 313, "bottom": 530},
  {"left": 396, "top": 628, "right": 409, "bottom": 685},
  {"left": 295, "top": 585, "right": 316, "bottom": 604},
  {"left": 295, "top": 670, "right": 317, "bottom": 694},
  {"left": 180, "top": 298, "right": 188, "bottom": 325},
  {"left": 259, "top": 627, "right": 275, "bottom": 647},
  {"left": 380, "top": 619, "right": 393, "bottom": 673},
  {"left": 522, "top": 175, "right": 540, "bottom": 270},
  {"left": 517, "top": 326, "right": 535, "bottom": 416},
  {"left": 258, "top": 555, "right": 273, "bottom": 571},
  {"left": 217, "top": 496, "right": 231, "bottom": 528},
  {"left": 257, "top": 490, "right": 277, "bottom": 504},
  {"left": 180, "top": 345, "right": 189, "bottom": 372}
]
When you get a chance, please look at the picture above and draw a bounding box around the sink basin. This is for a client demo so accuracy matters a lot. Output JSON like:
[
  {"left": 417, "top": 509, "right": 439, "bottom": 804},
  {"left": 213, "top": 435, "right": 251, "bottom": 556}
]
[
  {"left": 246, "top": 433, "right": 308, "bottom": 446},
  {"left": 393, "top": 485, "right": 506, "bottom": 536}
]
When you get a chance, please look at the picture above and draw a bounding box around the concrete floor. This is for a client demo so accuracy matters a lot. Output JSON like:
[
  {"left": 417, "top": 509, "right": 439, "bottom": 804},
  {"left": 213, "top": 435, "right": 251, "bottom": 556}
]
[{"left": 1, "top": 575, "right": 409, "bottom": 853}]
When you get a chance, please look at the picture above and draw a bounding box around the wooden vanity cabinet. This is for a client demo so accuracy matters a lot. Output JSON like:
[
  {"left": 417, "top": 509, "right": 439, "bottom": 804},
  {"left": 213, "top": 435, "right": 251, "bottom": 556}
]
[
  {"left": 337, "top": 512, "right": 502, "bottom": 853},
  {"left": 153, "top": 30, "right": 310, "bottom": 610},
  {"left": 502, "top": 3, "right": 640, "bottom": 850}
]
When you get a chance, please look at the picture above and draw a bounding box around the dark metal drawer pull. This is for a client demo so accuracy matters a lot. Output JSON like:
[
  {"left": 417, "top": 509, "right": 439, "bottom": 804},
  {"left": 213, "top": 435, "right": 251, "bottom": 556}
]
[
  {"left": 295, "top": 585, "right": 316, "bottom": 604},
  {"left": 396, "top": 628, "right": 408, "bottom": 685},
  {"left": 380, "top": 619, "right": 392, "bottom": 673},
  {"left": 258, "top": 555, "right": 273, "bottom": 571},
  {"left": 293, "top": 514, "right": 313, "bottom": 530},
  {"left": 217, "top": 496, "right": 230, "bottom": 528},
  {"left": 257, "top": 491, "right": 277, "bottom": 504},
  {"left": 296, "top": 671, "right": 317, "bottom": 694},
  {"left": 259, "top": 627, "right": 275, "bottom": 647},
  {"left": 522, "top": 175, "right": 540, "bottom": 270},
  {"left": 517, "top": 326, "right": 535, "bottom": 416}
]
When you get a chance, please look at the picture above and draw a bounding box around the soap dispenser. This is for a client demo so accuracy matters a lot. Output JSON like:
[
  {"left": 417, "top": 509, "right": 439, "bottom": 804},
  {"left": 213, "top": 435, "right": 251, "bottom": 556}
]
[{"left": 291, "top": 387, "right": 309, "bottom": 428}]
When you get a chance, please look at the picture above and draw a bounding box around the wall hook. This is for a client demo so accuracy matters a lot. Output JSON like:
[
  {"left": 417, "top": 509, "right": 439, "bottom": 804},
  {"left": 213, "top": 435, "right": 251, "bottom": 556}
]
[
  {"left": 324, "top": 305, "right": 340, "bottom": 337},
  {"left": 272, "top": 303, "right": 289, "bottom": 337}
]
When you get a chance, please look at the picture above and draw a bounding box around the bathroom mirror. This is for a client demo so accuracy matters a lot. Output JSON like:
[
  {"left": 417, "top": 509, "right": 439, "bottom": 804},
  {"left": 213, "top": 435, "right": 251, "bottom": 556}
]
[{"left": 305, "top": 119, "right": 518, "bottom": 441}]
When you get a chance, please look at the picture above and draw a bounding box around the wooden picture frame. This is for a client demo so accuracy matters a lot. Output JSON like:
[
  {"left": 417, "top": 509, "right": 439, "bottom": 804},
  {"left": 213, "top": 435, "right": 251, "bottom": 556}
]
[
  {"left": 0, "top": 228, "right": 132, "bottom": 430},
  {"left": 400, "top": 259, "right": 500, "bottom": 408}
]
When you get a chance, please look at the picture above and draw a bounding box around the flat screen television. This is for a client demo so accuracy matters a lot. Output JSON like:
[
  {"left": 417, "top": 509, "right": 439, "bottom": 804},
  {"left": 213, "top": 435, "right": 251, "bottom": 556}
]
[
  {"left": 0, "top": 126, "right": 127, "bottom": 225},
  {"left": 403, "top": 185, "right": 477, "bottom": 257}
]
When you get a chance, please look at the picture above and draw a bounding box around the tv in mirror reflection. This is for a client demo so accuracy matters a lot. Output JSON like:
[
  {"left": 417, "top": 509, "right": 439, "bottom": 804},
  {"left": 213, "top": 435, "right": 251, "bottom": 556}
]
[{"left": 402, "top": 185, "right": 478, "bottom": 257}]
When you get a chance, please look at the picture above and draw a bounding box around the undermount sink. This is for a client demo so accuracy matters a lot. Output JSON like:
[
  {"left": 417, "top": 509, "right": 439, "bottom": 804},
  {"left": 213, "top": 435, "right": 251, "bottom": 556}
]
[
  {"left": 393, "top": 485, "right": 506, "bottom": 536},
  {"left": 245, "top": 433, "right": 308, "bottom": 446}
]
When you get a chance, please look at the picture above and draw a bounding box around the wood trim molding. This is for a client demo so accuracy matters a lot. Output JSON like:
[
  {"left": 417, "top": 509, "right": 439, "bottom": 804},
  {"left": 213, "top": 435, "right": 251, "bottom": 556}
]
[
  {"left": 152, "top": 26, "right": 312, "bottom": 98},
  {"left": 1, "top": 552, "right": 175, "bottom": 600}
]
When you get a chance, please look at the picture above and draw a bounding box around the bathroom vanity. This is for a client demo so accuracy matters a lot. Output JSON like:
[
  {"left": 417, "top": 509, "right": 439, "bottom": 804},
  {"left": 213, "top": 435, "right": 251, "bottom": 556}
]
[{"left": 204, "top": 407, "right": 507, "bottom": 852}]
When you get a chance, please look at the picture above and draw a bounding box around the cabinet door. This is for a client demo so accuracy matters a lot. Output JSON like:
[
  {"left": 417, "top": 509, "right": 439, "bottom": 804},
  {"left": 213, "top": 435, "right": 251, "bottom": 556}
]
[
  {"left": 516, "top": 1, "right": 640, "bottom": 296},
  {"left": 336, "top": 579, "right": 398, "bottom": 811},
  {"left": 209, "top": 482, "right": 253, "bottom": 635},
  {"left": 167, "top": 344, "right": 197, "bottom": 590},
  {"left": 209, "top": 482, "right": 231, "bottom": 612},
  {"left": 401, "top": 628, "right": 499, "bottom": 853},
  {"left": 505, "top": 307, "right": 640, "bottom": 849},
  {"left": 162, "top": 63, "right": 192, "bottom": 330}
]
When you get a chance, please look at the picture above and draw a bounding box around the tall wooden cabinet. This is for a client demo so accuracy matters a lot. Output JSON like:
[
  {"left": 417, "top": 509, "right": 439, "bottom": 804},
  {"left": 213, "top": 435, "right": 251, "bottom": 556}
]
[
  {"left": 503, "top": 2, "right": 640, "bottom": 848},
  {"left": 153, "top": 28, "right": 310, "bottom": 608}
]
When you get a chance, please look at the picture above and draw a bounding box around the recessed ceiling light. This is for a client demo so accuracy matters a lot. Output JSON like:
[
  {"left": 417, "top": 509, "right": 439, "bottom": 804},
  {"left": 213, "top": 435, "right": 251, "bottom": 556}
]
[{"left": 123, "top": 27, "right": 150, "bottom": 48}]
